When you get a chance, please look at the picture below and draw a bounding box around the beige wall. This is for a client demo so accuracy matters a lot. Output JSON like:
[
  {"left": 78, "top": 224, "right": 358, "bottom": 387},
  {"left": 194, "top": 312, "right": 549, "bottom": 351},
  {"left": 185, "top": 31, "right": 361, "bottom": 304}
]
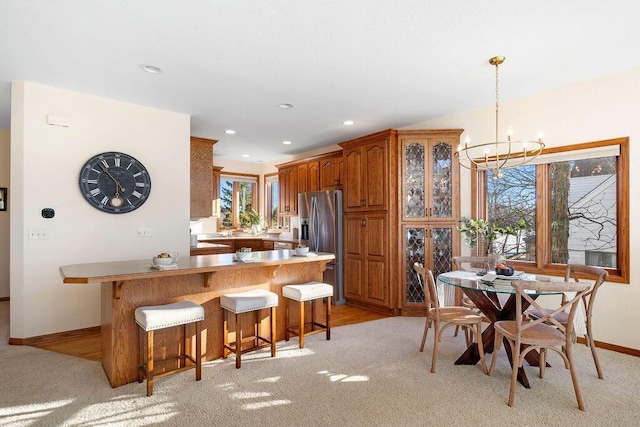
[
  {"left": 10, "top": 82, "right": 191, "bottom": 338},
  {"left": 404, "top": 66, "right": 640, "bottom": 351},
  {"left": 0, "top": 129, "right": 9, "bottom": 298}
]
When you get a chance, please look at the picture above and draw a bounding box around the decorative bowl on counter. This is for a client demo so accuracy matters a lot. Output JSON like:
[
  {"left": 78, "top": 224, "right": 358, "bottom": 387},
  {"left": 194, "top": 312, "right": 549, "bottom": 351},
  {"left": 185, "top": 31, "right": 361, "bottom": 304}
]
[
  {"left": 295, "top": 246, "right": 310, "bottom": 255},
  {"left": 153, "top": 252, "right": 177, "bottom": 265},
  {"left": 236, "top": 248, "right": 253, "bottom": 260}
]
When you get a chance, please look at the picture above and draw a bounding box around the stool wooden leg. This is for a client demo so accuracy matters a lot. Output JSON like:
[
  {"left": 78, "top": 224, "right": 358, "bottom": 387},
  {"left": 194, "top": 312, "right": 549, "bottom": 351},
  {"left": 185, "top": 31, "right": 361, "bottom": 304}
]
[
  {"left": 195, "top": 321, "right": 202, "bottom": 381},
  {"left": 138, "top": 327, "right": 144, "bottom": 383},
  {"left": 146, "top": 330, "right": 154, "bottom": 396},
  {"left": 223, "top": 311, "right": 229, "bottom": 359},
  {"left": 326, "top": 296, "right": 331, "bottom": 341},
  {"left": 310, "top": 299, "right": 316, "bottom": 333},
  {"left": 298, "top": 301, "right": 305, "bottom": 348},
  {"left": 270, "top": 306, "right": 277, "bottom": 357},
  {"left": 180, "top": 323, "right": 186, "bottom": 369},
  {"left": 285, "top": 298, "right": 290, "bottom": 341},
  {"left": 235, "top": 313, "right": 242, "bottom": 369}
]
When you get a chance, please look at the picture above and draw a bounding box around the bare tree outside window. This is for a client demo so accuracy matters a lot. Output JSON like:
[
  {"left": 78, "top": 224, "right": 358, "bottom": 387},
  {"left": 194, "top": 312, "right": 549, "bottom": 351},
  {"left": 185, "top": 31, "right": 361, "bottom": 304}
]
[
  {"left": 559, "top": 157, "right": 617, "bottom": 267},
  {"left": 486, "top": 165, "right": 536, "bottom": 261}
]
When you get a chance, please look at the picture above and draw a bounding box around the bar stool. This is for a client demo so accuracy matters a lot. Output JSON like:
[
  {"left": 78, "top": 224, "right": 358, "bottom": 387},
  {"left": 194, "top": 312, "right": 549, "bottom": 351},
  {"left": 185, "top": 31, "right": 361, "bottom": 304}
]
[
  {"left": 220, "top": 289, "right": 278, "bottom": 369},
  {"left": 283, "top": 282, "right": 333, "bottom": 348},
  {"left": 134, "top": 300, "right": 204, "bottom": 396}
]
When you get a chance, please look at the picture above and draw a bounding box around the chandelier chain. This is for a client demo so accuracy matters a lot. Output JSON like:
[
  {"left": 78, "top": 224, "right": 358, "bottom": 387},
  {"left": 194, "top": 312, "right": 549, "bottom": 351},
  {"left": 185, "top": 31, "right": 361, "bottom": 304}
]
[{"left": 495, "top": 60, "right": 500, "bottom": 145}]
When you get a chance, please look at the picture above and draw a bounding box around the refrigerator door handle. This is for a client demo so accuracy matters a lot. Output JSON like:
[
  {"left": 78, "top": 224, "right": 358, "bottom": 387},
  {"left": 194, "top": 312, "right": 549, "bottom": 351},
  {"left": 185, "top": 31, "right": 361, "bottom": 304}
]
[{"left": 310, "top": 196, "right": 320, "bottom": 251}]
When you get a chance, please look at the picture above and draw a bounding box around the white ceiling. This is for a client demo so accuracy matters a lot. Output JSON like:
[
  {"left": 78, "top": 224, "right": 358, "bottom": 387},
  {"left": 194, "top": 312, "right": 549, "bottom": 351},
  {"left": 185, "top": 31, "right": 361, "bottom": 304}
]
[{"left": 2, "top": 0, "right": 640, "bottom": 164}]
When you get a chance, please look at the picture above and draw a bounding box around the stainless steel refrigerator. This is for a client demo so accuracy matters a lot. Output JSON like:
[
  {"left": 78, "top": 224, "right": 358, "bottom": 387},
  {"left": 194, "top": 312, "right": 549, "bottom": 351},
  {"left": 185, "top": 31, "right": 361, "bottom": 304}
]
[{"left": 298, "top": 190, "right": 345, "bottom": 305}]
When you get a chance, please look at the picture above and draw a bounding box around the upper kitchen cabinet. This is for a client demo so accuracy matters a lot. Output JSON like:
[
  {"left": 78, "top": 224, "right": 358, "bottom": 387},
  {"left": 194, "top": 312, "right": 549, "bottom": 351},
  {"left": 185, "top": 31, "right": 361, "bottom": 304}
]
[
  {"left": 399, "top": 130, "right": 462, "bottom": 223},
  {"left": 278, "top": 165, "right": 298, "bottom": 216},
  {"left": 340, "top": 130, "right": 395, "bottom": 212},
  {"left": 190, "top": 136, "right": 217, "bottom": 218},
  {"left": 319, "top": 152, "right": 344, "bottom": 190},
  {"left": 297, "top": 160, "right": 320, "bottom": 194},
  {"left": 276, "top": 151, "right": 342, "bottom": 216}
]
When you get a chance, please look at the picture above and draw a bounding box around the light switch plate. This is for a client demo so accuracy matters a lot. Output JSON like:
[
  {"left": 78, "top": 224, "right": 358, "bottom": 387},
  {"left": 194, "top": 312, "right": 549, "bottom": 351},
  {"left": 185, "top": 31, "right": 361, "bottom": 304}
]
[{"left": 137, "top": 228, "right": 152, "bottom": 237}]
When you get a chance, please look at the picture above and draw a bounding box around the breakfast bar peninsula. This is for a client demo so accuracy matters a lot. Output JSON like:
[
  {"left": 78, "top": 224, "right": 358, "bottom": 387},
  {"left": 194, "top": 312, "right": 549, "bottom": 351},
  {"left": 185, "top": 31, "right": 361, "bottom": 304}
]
[{"left": 60, "top": 250, "right": 335, "bottom": 387}]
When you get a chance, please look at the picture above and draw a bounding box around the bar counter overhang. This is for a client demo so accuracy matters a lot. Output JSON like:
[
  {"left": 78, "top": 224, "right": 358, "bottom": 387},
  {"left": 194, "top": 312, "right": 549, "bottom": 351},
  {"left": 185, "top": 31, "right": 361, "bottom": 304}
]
[{"left": 60, "top": 250, "right": 335, "bottom": 387}]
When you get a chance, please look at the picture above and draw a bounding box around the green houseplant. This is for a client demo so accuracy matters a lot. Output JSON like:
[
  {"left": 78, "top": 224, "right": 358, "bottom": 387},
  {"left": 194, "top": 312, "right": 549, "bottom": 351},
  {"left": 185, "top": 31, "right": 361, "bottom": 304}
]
[
  {"left": 457, "top": 217, "right": 526, "bottom": 256},
  {"left": 238, "top": 209, "right": 261, "bottom": 229}
]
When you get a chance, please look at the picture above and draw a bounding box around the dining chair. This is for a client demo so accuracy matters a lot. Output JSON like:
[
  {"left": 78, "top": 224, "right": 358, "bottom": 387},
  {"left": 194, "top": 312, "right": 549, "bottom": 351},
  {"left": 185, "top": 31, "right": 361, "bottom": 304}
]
[
  {"left": 527, "top": 264, "right": 608, "bottom": 379},
  {"left": 414, "top": 262, "right": 487, "bottom": 374},
  {"left": 488, "top": 280, "right": 592, "bottom": 410},
  {"left": 452, "top": 256, "right": 496, "bottom": 338}
]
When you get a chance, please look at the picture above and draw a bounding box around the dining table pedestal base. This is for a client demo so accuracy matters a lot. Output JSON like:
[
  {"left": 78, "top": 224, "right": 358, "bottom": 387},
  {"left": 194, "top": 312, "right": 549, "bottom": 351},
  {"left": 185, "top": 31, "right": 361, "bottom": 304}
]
[{"left": 450, "top": 287, "right": 549, "bottom": 389}]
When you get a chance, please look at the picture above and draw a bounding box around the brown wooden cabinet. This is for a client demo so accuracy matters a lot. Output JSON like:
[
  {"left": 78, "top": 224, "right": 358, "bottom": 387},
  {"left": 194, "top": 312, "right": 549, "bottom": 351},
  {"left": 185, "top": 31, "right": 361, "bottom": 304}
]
[
  {"left": 276, "top": 151, "right": 342, "bottom": 216},
  {"left": 397, "top": 130, "right": 463, "bottom": 314},
  {"left": 399, "top": 130, "right": 461, "bottom": 223},
  {"left": 339, "top": 129, "right": 462, "bottom": 314},
  {"left": 297, "top": 161, "right": 320, "bottom": 194},
  {"left": 320, "top": 154, "right": 344, "bottom": 190},
  {"left": 344, "top": 213, "right": 389, "bottom": 307},
  {"left": 342, "top": 131, "right": 390, "bottom": 211},
  {"left": 278, "top": 166, "right": 298, "bottom": 216},
  {"left": 190, "top": 137, "right": 217, "bottom": 217},
  {"left": 340, "top": 130, "right": 398, "bottom": 313},
  {"left": 262, "top": 240, "right": 275, "bottom": 250}
]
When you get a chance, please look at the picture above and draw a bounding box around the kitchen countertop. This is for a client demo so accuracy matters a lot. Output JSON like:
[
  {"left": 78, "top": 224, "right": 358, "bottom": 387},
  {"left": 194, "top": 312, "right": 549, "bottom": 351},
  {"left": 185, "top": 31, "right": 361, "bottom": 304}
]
[
  {"left": 197, "top": 234, "right": 300, "bottom": 244},
  {"left": 60, "top": 249, "right": 332, "bottom": 284}
]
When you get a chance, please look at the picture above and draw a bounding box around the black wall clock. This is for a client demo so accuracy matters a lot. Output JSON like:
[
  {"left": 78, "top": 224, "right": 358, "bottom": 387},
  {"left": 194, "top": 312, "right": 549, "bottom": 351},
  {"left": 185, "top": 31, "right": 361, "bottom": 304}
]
[{"left": 79, "top": 151, "right": 151, "bottom": 214}]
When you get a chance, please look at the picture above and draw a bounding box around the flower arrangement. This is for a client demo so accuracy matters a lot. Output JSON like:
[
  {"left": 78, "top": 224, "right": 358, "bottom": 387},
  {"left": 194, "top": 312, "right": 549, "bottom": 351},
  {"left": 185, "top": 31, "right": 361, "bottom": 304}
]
[{"left": 457, "top": 217, "right": 526, "bottom": 255}]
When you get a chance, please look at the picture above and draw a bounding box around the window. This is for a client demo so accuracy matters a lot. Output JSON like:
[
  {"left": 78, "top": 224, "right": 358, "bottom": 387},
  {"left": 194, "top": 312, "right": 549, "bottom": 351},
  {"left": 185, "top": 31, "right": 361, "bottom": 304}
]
[
  {"left": 474, "top": 137, "right": 629, "bottom": 282},
  {"left": 264, "top": 173, "right": 279, "bottom": 228},
  {"left": 219, "top": 173, "right": 259, "bottom": 229}
]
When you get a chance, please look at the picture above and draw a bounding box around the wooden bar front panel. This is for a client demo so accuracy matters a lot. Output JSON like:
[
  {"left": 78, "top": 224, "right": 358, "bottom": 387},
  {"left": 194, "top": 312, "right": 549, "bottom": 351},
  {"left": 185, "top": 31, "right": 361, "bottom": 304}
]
[{"left": 101, "top": 260, "right": 329, "bottom": 387}]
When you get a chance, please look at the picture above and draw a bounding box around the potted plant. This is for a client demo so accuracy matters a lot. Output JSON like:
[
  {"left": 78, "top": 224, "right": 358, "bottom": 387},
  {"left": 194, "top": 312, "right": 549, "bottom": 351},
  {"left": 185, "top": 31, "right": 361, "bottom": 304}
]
[{"left": 238, "top": 208, "right": 262, "bottom": 234}]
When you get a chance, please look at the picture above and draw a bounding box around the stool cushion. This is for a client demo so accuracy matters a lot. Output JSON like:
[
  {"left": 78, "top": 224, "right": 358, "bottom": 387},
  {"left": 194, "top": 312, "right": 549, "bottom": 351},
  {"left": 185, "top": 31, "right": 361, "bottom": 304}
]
[
  {"left": 135, "top": 301, "right": 204, "bottom": 331},
  {"left": 283, "top": 282, "right": 333, "bottom": 302},
  {"left": 220, "top": 289, "right": 278, "bottom": 314}
]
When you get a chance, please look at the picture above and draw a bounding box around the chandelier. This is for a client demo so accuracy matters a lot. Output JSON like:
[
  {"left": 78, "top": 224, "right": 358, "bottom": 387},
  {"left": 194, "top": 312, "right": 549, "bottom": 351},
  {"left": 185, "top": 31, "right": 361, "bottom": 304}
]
[{"left": 455, "top": 56, "right": 545, "bottom": 178}]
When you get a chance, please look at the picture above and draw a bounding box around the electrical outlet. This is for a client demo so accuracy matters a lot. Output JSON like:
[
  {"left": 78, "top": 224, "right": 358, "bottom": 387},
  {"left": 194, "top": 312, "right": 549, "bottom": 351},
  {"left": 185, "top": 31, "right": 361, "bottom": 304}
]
[
  {"left": 137, "top": 227, "right": 152, "bottom": 237},
  {"left": 28, "top": 229, "right": 49, "bottom": 240}
]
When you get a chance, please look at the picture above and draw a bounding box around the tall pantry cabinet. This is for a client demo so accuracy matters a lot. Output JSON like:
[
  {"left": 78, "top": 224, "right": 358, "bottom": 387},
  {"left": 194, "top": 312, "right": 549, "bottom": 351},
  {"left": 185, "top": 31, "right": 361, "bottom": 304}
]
[
  {"left": 398, "top": 130, "right": 462, "bottom": 314},
  {"left": 340, "top": 129, "right": 462, "bottom": 315},
  {"left": 340, "top": 130, "right": 398, "bottom": 312}
]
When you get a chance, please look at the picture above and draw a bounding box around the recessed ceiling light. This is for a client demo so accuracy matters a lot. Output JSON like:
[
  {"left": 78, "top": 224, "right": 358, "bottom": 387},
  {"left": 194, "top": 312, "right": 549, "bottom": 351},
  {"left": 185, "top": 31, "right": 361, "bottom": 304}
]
[
  {"left": 242, "top": 154, "right": 250, "bottom": 158},
  {"left": 278, "top": 103, "right": 294, "bottom": 109},
  {"left": 342, "top": 120, "right": 355, "bottom": 126},
  {"left": 225, "top": 129, "right": 236, "bottom": 134},
  {"left": 140, "top": 64, "right": 162, "bottom": 74},
  {"left": 282, "top": 140, "right": 292, "bottom": 145}
]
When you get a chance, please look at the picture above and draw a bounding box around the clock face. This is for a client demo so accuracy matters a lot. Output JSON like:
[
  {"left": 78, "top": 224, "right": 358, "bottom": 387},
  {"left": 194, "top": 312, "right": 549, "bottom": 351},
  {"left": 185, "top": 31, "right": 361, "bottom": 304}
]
[{"left": 79, "top": 152, "right": 151, "bottom": 214}]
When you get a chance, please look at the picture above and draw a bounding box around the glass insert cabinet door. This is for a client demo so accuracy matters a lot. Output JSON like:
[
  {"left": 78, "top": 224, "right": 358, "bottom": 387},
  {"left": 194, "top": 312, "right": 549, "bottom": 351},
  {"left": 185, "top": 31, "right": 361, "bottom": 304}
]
[
  {"left": 402, "top": 138, "right": 458, "bottom": 222},
  {"left": 404, "top": 225, "right": 454, "bottom": 304}
]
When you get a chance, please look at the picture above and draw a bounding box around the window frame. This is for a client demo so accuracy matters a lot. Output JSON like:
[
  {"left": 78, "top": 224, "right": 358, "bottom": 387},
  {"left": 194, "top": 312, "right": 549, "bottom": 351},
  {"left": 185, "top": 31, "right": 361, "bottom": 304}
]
[
  {"left": 218, "top": 172, "right": 259, "bottom": 230},
  {"left": 471, "top": 137, "right": 629, "bottom": 283},
  {"left": 263, "top": 172, "right": 278, "bottom": 228}
]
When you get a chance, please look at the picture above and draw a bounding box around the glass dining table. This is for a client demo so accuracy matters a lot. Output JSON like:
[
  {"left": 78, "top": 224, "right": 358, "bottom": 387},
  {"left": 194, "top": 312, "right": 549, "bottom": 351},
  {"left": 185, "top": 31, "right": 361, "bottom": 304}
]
[{"left": 437, "top": 270, "right": 561, "bottom": 388}]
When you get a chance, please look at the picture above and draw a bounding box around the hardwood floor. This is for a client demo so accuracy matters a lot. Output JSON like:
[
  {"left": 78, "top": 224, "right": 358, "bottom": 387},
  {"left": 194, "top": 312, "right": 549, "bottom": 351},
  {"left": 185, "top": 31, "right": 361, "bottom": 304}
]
[{"left": 30, "top": 304, "right": 389, "bottom": 361}]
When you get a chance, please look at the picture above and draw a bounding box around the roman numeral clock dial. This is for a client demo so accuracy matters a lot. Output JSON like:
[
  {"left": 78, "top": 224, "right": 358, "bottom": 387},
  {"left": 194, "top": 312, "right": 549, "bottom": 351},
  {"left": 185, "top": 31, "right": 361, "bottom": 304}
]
[{"left": 79, "top": 152, "right": 151, "bottom": 214}]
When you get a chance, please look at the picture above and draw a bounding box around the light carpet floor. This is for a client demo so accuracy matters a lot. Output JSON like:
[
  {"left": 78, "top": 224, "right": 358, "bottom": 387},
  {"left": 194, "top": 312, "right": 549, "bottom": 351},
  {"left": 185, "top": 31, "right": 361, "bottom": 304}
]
[{"left": 1, "top": 301, "right": 639, "bottom": 426}]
